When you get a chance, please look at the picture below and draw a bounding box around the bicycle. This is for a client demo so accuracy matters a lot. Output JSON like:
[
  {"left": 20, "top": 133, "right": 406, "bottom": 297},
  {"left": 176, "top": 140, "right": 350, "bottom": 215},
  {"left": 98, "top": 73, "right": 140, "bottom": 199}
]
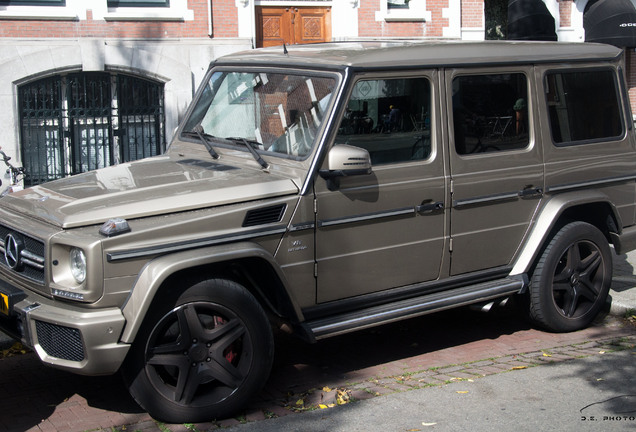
[{"left": 0, "top": 149, "right": 25, "bottom": 196}]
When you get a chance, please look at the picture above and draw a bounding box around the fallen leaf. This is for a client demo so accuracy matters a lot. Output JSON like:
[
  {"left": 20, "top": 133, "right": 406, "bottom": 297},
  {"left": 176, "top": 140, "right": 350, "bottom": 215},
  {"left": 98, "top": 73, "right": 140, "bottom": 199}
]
[
  {"left": 322, "top": 386, "right": 332, "bottom": 392},
  {"left": 542, "top": 353, "right": 552, "bottom": 357},
  {"left": 422, "top": 423, "right": 438, "bottom": 427},
  {"left": 336, "top": 389, "right": 351, "bottom": 405},
  {"left": 295, "top": 399, "right": 304, "bottom": 406},
  {"left": 599, "top": 351, "right": 605, "bottom": 354},
  {"left": 456, "top": 390, "right": 469, "bottom": 394},
  {"left": 511, "top": 366, "right": 527, "bottom": 370}
]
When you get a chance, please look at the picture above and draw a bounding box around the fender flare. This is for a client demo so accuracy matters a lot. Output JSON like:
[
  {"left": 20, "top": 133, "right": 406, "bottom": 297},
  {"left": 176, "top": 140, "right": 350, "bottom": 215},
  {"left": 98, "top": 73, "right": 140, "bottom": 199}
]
[
  {"left": 510, "top": 190, "right": 622, "bottom": 276},
  {"left": 119, "top": 241, "right": 302, "bottom": 343}
]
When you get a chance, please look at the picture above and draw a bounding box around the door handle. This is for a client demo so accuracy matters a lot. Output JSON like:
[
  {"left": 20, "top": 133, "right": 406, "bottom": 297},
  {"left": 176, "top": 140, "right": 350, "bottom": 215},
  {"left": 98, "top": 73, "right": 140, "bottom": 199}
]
[
  {"left": 518, "top": 186, "right": 543, "bottom": 198},
  {"left": 416, "top": 201, "right": 444, "bottom": 214}
]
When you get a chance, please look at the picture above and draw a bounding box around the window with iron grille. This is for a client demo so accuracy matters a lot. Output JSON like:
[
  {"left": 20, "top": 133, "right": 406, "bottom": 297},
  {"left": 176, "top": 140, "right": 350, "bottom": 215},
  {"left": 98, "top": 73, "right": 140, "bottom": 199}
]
[{"left": 18, "top": 73, "right": 165, "bottom": 186}]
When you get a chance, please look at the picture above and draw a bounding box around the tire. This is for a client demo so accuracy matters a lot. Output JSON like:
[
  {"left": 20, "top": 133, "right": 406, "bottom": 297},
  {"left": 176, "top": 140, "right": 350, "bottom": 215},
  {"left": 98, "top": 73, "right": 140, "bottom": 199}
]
[
  {"left": 122, "top": 278, "right": 274, "bottom": 423},
  {"left": 529, "top": 221, "right": 612, "bottom": 332}
]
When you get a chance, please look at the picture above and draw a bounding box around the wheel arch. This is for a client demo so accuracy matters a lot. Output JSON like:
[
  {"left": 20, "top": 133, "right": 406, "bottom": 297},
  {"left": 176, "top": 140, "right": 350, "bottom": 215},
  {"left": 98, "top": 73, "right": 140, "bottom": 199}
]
[
  {"left": 511, "top": 191, "right": 621, "bottom": 277},
  {"left": 120, "top": 241, "right": 304, "bottom": 343}
]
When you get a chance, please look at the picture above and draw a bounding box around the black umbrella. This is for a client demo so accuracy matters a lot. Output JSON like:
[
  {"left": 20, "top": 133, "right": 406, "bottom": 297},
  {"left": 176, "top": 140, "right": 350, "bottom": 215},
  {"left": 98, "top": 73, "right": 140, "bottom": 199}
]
[
  {"left": 507, "top": 0, "right": 557, "bottom": 41},
  {"left": 584, "top": 0, "right": 636, "bottom": 47}
]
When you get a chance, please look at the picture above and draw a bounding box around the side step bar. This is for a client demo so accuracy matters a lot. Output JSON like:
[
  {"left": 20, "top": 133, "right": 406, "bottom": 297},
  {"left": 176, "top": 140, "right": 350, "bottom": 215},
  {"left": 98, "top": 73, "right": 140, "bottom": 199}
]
[{"left": 305, "top": 276, "right": 526, "bottom": 341}]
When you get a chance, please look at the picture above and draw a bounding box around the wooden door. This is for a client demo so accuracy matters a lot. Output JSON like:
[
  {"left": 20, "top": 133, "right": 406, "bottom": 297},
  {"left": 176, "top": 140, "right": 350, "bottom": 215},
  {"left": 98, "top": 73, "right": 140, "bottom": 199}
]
[{"left": 256, "top": 6, "right": 331, "bottom": 48}]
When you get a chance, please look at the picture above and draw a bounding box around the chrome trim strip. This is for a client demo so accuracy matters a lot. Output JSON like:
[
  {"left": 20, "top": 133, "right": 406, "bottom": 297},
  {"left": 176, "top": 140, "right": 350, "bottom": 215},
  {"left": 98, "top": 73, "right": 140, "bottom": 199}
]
[
  {"left": 106, "top": 226, "right": 288, "bottom": 262},
  {"left": 545, "top": 174, "right": 636, "bottom": 194},
  {"left": 453, "top": 191, "right": 519, "bottom": 208},
  {"left": 289, "top": 222, "right": 316, "bottom": 232},
  {"left": 22, "top": 250, "right": 44, "bottom": 265},
  {"left": 318, "top": 207, "right": 415, "bottom": 228}
]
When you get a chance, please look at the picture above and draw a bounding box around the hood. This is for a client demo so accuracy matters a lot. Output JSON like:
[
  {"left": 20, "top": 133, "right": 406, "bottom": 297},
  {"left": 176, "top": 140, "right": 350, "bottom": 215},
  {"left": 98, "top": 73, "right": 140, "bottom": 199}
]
[{"left": 0, "top": 155, "right": 299, "bottom": 228}]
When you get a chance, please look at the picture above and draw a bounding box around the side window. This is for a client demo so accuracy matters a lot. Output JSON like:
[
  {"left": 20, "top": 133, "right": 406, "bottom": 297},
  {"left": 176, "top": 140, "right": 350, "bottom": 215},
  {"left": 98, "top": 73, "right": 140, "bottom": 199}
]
[
  {"left": 336, "top": 77, "right": 431, "bottom": 165},
  {"left": 545, "top": 69, "right": 623, "bottom": 145},
  {"left": 452, "top": 73, "right": 529, "bottom": 155}
]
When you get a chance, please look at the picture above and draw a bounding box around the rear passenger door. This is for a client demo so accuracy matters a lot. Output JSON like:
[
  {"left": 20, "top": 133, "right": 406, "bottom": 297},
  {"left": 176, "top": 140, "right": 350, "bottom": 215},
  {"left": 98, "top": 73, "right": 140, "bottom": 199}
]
[{"left": 446, "top": 68, "right": 544, "bottom": 276}]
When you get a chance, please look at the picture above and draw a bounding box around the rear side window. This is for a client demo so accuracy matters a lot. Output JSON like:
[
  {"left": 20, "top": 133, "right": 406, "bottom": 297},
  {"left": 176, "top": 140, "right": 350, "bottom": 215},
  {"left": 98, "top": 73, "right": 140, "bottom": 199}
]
[
  {"left": 545, "top": 69, "right": 623, "bottom": 145},
  {"left": 452, "top": 73, "right": 529, "bottom": 155}
]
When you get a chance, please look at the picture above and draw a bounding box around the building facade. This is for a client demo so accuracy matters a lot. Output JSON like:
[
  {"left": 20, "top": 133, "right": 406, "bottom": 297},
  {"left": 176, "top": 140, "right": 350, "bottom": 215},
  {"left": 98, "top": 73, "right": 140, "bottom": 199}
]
[{"left": 0, "top": 0, "right": 633, "bottom": 185}]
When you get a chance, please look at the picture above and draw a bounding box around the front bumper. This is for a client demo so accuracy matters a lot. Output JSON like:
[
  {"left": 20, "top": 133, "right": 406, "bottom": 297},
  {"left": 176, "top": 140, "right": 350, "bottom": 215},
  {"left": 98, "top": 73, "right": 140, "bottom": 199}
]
[{"left": 0, "top": 279, "right": 129, "bottom": 375}]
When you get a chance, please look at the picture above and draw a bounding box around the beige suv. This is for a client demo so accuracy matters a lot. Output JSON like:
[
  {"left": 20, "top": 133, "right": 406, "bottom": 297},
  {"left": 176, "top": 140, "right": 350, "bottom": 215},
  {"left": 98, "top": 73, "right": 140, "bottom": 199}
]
[{"left": 1, "top": 41, "right": 636, "bottom": 422}]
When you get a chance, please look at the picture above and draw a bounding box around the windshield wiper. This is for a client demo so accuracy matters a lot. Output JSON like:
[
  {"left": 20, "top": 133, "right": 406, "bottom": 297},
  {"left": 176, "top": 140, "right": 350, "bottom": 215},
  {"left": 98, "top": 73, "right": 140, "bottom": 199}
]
[
  {"left": 225, "top": 137, "right": 269, "bottom": 171},
  {"left": 183, "top": 125, "right": 219, "bottom": 159}
]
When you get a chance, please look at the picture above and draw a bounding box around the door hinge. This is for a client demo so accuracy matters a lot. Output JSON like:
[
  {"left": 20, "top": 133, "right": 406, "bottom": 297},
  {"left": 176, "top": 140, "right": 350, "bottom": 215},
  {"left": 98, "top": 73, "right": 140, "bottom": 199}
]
[
  {"left": 314, "top": 197, "right": 317, "bottom": 214},
  {"left": 314, "top": 262, "right": 318, "bottom": 278},
  {"left": 449, "top": 237, "right": 453, "bottom": 252}
]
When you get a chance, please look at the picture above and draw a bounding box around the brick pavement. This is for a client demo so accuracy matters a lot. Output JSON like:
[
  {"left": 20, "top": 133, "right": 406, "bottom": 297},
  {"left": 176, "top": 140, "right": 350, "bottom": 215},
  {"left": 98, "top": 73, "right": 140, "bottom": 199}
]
[{"left": 1, "top": 307, "right": 635, "bottom": 432}]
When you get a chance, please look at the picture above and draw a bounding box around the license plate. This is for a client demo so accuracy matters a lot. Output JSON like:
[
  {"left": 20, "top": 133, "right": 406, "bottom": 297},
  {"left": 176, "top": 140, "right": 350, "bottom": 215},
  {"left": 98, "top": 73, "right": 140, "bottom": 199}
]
[{"left": 0, "top": 292, "right": 8, "bottom": 315}]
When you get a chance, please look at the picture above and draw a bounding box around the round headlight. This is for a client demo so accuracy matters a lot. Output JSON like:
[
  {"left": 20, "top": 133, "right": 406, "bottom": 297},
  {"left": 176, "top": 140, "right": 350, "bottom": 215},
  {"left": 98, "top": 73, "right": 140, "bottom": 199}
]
[{"left": 70, "top": 248, "right": 87, "bottom": 284}]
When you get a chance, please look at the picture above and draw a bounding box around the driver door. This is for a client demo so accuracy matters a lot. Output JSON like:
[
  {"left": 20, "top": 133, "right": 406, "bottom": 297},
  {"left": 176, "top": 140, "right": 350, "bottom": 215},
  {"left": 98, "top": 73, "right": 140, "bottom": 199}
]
[{"left": 315, "top": 74, "right": 447, "bottom": 303}]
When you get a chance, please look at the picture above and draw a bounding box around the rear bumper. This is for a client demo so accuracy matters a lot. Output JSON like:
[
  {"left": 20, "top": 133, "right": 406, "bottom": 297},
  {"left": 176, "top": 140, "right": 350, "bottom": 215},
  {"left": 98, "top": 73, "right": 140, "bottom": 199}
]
[{"left": 0, "top": 281, "right": 129, "bottom": 375}]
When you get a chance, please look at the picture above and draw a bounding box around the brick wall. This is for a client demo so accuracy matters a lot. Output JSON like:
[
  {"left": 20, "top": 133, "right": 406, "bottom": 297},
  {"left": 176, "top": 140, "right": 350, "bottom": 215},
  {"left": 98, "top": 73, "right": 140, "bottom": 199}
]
[
  {"left": 211, "top": 0, "right": 238, "bottom": 37},
  {"left": 462, "top": 0, "right": 484, "bottom": 28},
  {"left": 0, "top": 0, "right": 211, "bottom": 38},
  {"left": 461, "top": 0, "right": 483, "bottom": 28},
  {"left": 358, "top": 0, "right": 451, "bottom": 38},
  {"left": 627, "top": 50, "right": 636, "bottom": 117},
  {"left": 559, "top": 0, "right": 572, "bottom": 28}
]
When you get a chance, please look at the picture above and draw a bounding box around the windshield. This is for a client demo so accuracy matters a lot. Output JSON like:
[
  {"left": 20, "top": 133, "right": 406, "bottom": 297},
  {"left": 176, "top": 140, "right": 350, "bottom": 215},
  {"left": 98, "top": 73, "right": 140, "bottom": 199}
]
[{"left": 182, "top": 71, "right": 337, "bottom": 159}]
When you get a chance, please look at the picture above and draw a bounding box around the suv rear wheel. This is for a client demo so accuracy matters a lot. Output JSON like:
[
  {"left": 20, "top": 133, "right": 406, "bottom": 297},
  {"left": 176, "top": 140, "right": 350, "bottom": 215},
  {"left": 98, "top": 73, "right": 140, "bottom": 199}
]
[
  {"left": 529, "top": 221, "right": 612, "bottom": 332},
  {"left": 123, "top": 278, "right": 274, "bottom": 423}
]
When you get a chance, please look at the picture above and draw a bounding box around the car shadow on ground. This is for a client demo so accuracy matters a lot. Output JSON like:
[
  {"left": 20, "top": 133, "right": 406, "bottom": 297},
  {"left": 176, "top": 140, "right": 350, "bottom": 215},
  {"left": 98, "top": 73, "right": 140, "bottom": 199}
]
[
  {"left": 0, "top": 351, "right": 145, "bottom": 432},
  {"left": 3, "top": 248, "right": 634, "bottom": 432},
  {"left": 0, "top": 304, "right": 530, "bottom": 432},
  {"left": 260, "top": 304, "right": 532, "bottom": 402}
]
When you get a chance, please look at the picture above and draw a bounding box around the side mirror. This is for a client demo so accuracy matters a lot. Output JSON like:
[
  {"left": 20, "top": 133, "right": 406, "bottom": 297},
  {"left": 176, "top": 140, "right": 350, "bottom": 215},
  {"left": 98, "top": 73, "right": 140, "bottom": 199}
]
[{"left": 319, "top": 144, "right": 372, "bottom": 190}]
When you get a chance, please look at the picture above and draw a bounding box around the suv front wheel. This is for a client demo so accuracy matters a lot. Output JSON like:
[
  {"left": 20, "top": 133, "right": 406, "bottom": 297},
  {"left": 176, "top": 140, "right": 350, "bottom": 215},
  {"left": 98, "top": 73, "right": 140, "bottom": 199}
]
[
  {"left": 123, "top": 278, "right": 274, "bottom": 423},
  {"left": 529, "top": 221, "right": 612, "bottom": 332}
]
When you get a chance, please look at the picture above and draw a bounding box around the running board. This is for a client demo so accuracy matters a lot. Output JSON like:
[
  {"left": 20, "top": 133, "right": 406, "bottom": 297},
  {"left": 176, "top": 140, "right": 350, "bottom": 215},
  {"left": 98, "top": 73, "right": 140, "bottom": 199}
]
[{"left": 306, "top": 276, "right": 526, "bottom": 340}]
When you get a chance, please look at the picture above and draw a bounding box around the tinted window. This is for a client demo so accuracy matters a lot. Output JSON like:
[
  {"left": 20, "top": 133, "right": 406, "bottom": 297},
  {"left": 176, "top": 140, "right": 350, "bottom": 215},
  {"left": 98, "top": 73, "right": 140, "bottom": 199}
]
[
  {"left": 452, "top": 73, "right": 529, "bottom": 155},
  {"left": 336, "top": 77, "right": 431, "bottom": 165},
  {"left": 546, "top": 69, "right": 623, "bottom": 145}
]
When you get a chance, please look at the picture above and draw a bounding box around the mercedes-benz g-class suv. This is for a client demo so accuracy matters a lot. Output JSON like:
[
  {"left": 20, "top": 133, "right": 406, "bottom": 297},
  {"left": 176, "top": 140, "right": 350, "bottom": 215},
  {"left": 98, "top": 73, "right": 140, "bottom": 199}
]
[{"left": 1, "top": 41, "right": 636, "bottom": 422}]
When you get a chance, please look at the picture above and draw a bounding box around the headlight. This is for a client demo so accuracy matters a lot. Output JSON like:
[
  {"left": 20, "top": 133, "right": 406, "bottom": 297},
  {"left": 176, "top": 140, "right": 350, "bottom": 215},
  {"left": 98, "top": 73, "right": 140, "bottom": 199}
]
[{"left": 69, "top": 247, "right": 87, "bottom": 284}]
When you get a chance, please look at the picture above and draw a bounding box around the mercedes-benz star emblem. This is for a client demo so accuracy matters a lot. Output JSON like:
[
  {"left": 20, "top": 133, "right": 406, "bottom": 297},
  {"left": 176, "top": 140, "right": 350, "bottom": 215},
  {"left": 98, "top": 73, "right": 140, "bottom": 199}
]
[{"left": 5, "top": 233, "right": 23, "bottom": 270}]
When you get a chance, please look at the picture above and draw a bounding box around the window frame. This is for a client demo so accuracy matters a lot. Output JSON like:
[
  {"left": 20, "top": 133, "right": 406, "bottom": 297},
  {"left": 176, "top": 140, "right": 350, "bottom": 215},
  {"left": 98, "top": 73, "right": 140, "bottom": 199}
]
[
  {"left": 0, "top": 0, "right": 64, "bottom": 5},
  {"left": 375, "top": 0, "right": 429, "bottom": 22},
  {"left": 107, "top": 0, "right": 169, "bottom": 6},
  {"left": 0, "top": 0, "right": 78, "bottom": 20}
]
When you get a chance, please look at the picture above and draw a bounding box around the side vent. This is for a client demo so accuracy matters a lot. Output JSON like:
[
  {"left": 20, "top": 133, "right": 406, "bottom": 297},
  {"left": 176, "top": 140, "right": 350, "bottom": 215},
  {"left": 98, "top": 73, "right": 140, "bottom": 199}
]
[{"left": 242, "top": 204, "right": 287, "bottom": 227}]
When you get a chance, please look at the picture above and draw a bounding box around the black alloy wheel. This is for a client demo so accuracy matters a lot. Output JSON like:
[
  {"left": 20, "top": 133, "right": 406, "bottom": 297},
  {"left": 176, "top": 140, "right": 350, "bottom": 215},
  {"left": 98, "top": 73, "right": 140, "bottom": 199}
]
[
  {"left": 123, "top": 278, "right": 274, "bottom": 423},
  {"left": 529, "top": 222, "right": 612, "bottom": 332}
]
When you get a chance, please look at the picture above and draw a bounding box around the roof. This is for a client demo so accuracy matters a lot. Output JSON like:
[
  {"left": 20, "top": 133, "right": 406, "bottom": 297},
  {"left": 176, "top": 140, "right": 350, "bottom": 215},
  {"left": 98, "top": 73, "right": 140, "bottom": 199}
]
[{"left": 214, "top": 40, "right": 623, "bottom": 71}]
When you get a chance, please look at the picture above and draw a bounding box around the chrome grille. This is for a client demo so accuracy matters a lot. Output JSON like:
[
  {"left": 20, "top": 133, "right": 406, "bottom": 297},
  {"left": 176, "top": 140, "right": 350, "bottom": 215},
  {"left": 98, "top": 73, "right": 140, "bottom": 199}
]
[{"left": 0, "top": 225, "right": 45, "bottom": 284}]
